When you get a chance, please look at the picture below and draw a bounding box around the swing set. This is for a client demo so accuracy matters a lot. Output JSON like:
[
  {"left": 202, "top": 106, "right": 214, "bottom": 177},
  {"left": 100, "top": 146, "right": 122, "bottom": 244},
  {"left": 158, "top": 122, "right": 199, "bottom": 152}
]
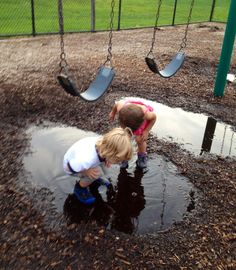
[
  {"left": 57, "top": 0, "right": 115, "bottom": 102},
  {"left": 57, "top": 0, "right": 195, "bottom": 102},
  {"left": 145, "top": 0, "right": 195, "bottom": 78}
]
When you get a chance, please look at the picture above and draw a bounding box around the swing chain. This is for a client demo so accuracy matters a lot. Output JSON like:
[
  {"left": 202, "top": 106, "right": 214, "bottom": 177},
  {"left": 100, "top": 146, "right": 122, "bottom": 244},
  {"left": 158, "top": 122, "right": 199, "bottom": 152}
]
[
  {"left": 58, "top": 0, "right": 68, "bottom": 74},
  {"left": 104, "top": 0, "right": 115, "bottom": 67},
  {"left": 179, "top": 0, "right": 195, "bottom": 51},
  {"left": 147, "top": 0, "right": 163, "bottom": 58}
]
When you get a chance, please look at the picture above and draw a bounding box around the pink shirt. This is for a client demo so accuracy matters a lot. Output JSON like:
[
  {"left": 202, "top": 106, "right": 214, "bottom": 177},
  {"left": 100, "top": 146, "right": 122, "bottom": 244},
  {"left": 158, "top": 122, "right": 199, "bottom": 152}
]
[{"left": 124, "top": 100, "right": 154, "bottom": 135}]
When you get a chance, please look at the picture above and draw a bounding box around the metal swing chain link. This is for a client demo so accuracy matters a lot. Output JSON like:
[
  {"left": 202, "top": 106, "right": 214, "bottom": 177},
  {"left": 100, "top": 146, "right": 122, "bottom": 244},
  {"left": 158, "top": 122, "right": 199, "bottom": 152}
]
[
  {"left": 104, "top": 0, "right": 115, "bottom": 67},
  {"left": 147, "top": 0, "right": 163, "bottom": 58},
  {"left": 179, "top": 0, "right": 195, "bottom": 51},
  {"left": 58, "top": 0, "right": 68, "bottom": 74}
]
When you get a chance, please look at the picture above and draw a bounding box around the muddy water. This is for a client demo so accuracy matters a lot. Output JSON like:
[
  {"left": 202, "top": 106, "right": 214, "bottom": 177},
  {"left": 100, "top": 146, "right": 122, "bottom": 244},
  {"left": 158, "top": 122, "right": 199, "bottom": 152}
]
[{"left": 23, "top": 122, "right": 196, "bottom": 234}]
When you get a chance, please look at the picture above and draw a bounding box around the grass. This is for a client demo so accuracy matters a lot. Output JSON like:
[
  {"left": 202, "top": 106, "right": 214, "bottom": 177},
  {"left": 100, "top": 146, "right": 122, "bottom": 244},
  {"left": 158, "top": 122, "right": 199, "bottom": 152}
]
[{"left": 0, "top": 0, "right": 230, "bottom": 36}]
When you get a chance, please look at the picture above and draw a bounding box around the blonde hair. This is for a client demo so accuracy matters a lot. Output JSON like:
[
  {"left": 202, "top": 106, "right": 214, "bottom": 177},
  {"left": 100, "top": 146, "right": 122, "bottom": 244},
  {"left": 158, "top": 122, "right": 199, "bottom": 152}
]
[{"left": 96, "top": 127, "right": 133, "bottom": 162}]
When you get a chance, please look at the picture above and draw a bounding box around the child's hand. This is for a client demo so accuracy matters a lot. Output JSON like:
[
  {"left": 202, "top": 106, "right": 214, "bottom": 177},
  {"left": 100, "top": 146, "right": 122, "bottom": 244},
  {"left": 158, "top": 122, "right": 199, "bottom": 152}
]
[
  {"left": 105, "top": 160, "right": 112, "bottom": 168},
  {"left": 82, "top": 167, "right": 100, "bottom": 179}
]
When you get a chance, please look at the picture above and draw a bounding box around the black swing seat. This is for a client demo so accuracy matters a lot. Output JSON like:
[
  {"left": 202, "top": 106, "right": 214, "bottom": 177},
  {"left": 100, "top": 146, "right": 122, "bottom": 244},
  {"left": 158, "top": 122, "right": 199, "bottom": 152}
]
[
  {"left": 57, "top": 66, "right": 115, "bottom": 102},
  {"left": 145, "top": 52, "right": 185, "bottom": 78}
]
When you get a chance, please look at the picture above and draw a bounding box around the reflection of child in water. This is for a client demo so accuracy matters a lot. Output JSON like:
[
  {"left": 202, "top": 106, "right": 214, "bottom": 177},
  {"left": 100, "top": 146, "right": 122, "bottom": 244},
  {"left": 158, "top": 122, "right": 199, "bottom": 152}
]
[
  {"left": 63, "top": 181, "right": 114, "bottom": 226},
  {"left": 108, "top": 168, "right": 146, "bottom": 234},
  {"left": 109, "top": 98, "right": 157, "bottom": 169},
  {"left": 63, "top": 168, "right": 146, "bottom": 234}
]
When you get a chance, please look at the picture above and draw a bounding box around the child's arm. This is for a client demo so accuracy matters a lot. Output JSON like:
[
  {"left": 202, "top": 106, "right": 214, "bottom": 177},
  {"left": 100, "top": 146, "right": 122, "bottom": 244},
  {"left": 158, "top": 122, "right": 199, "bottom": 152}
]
[
  {"left": 145, "top": 112, "right": 157, "bottom": 131},
  {"left": 109, "top": 103, "right": 118, "bottom": 121},
  {"left": 81, "top": 167, "right": 100, "bottom": 179},
  {"left": 109, "top": 101, "right": 124, "bottom": 121}
]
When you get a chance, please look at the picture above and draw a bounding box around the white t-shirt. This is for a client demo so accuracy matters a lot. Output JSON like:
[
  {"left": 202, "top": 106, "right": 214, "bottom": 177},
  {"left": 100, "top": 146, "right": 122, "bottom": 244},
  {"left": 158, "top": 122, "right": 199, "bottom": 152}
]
[{"left": 63, "top": 137, "right": 102, "bottom": 174}]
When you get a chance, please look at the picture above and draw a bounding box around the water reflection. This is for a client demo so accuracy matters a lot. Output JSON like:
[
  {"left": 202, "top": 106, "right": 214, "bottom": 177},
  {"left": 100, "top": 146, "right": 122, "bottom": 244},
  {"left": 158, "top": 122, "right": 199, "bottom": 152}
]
[
  {"left": 23, "top": 122, "right": 196, "bottom": 234},
  {"left": 124, "top": 97, "right": 236, "bottom": 157},
  {"left": 63, "top": 165, "right": 195, "bottom": 235},
  {"left": 200, "top": 116, "right": 235, "bottom": 156},
  {"left": 159, "top": 169, "right": 167, "bottom": 231},
  {"left": 63, "top": 181, "right": 114, "bottom": 227},
  {"left": 200, "top": 117, "right": 217, "bottom": 155},
  {"left": 186, "top": 190, "right": 195, "bottom": 212},
  {"left": 63, "top": 168, "right": 146, "bottom": 235},
  {"left": 108, "top": 168, "right": 146, "bottom": 234}
]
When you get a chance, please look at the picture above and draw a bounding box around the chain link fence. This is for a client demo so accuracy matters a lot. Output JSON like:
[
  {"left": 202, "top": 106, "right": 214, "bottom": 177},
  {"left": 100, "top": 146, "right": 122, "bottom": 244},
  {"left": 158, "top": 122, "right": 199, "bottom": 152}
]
[{"left": 0, "top": 0, "right": 230, "bottom": 38}]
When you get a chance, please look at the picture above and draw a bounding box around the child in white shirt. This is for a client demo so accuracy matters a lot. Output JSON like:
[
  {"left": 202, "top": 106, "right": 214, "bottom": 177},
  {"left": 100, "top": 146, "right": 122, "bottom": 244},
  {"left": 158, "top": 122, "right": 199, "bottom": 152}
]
[{"left": 63, "top": 127, "right": 133, "bottom": 205}]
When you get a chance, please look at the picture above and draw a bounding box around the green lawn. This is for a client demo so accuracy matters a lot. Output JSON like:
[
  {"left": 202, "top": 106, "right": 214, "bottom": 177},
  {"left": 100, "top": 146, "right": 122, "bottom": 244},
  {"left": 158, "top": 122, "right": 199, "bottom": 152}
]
[{"left": 0, "top": 0, "right": 230, "bottom": 36}]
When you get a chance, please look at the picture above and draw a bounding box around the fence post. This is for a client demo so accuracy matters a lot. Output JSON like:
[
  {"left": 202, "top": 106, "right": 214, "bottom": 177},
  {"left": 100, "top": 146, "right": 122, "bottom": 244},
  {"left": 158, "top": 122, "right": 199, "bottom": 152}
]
[
  {"left": 30, "top": 0, "right": 36, "bottom": 36},
  {"left": 91, "top": 0, "right": 95, "bottom": 32},
  {"left": 172, "top": 0, "right": 178, "bottom": 26},
  {"left": 209, "top": 0, "right": 216, "bottom": 22},
  {"left": 117, "top": 0, "right": 122, "bottom": 30},
  {"left": 213, "top": 0, "right": 236, "bottom": 96}
]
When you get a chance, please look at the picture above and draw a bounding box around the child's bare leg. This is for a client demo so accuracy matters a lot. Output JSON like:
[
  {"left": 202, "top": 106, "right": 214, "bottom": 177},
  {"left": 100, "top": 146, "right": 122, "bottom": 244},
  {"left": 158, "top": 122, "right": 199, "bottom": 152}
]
[
  {"left": 136, "top": 136, "right": 148, "bottom": 169},
  {"left": 136, "top": 136, "right": 147, "bottom": 153},
  {"left": 137, "top": 141, "right": 147, "bottom": 153}
]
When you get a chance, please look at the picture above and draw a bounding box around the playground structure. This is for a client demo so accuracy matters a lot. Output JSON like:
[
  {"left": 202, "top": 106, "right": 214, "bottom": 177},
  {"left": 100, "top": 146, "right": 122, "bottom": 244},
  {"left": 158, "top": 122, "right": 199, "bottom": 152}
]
[
  {"left": 57, "top": 0, "right": 115, "bottom": 101},
  {"left": 213, "top": 0, "right": 236, "bottom": 96},
  {"left": 56, "top": 0, "right": 236, "bottom": 101},
  {"left": 145, "top": 0, "right": 195, "bottom": 78}
]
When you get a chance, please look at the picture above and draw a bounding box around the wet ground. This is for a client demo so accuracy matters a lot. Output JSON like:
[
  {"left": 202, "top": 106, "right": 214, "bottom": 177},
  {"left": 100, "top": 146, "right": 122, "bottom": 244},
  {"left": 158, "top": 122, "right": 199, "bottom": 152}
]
[
  {"left": 23, "top": 122, "right": 197, "bottom": 234},
  {"left": 0, "top": 23, "right": 236, "bottom": 269}
]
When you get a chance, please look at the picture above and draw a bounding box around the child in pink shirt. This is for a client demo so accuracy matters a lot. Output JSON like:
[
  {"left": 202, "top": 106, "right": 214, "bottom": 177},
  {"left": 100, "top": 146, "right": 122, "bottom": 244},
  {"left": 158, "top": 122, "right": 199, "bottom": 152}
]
[{"left": 109, "top": 99, "right": 157, "bottom": 169}]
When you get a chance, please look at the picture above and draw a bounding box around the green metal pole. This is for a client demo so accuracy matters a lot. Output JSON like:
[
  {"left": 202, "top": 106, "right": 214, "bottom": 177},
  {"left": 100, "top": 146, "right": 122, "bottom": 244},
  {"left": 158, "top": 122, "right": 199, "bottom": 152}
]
[{"left": 213, "top": 0, "right": 236, "bottom": 97}]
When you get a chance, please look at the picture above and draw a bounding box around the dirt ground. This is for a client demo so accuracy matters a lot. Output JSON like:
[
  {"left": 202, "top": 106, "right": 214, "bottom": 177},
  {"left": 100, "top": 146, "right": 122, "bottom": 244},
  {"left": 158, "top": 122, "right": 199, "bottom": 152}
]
[{"left": 0, "top": 23, "right": 236, "bottom": 269}]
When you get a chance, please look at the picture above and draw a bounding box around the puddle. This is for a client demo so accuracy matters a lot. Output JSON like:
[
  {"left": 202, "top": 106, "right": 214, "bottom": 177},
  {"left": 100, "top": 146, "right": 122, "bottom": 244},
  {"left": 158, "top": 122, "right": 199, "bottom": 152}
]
[
  {"left": 23, "top": 122, "right": 197, "bottom": 234},
  {"left": 125, "top": 97, "right": 235, "bottom": 157}
]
